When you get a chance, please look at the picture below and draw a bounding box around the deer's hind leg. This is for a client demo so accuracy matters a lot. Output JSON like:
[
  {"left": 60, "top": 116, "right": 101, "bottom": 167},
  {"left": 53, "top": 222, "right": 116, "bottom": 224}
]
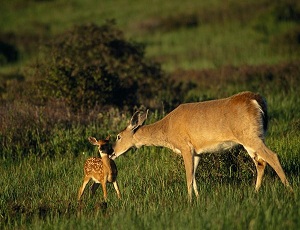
[
  {"left": 244, "top": 140, "right": 292, "bottom": 191},
  {"left": 258, "top": 144, "right": 291, "bottom": 189},
  {"left": 245, "top": 147, "right": 267, "bottom": 191}
]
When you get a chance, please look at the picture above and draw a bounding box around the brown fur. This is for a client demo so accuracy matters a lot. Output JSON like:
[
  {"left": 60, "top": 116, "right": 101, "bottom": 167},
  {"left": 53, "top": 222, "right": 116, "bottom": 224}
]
[
  {"left": 113, "top": 91, "right": 292, "bottom": 202},
  {"left": 78, "top": 136, "right": 121, "bottom": 202}
]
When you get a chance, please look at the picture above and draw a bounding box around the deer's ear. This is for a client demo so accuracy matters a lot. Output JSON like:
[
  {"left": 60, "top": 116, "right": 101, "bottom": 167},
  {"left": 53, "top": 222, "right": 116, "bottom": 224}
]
[
  {"left": 128, "top": 110, "right": 148, "bottom": 131},
  {"left": 128, "top": 111, "right": 139, "bottom": 130},
  {"left": 138, "top": 109, "right": 148, "bottom": 126},
  {"left": 88, "top": 137, "right": 98, "bottom": 145}
]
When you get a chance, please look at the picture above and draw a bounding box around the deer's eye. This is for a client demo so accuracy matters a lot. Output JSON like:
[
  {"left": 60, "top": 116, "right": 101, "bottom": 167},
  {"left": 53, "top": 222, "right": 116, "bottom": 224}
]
[{"left": 116, "top": 134, "right": 121, "bottom": 140}]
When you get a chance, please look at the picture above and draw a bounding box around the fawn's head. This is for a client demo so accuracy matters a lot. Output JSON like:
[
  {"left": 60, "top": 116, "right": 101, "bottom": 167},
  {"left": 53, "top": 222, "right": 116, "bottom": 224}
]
[
  {"left": 113, "top": 110, "right": 148, "bottom": 158},
  {"left": 88, "top": 135, "right": 113, "bottom": 156}
]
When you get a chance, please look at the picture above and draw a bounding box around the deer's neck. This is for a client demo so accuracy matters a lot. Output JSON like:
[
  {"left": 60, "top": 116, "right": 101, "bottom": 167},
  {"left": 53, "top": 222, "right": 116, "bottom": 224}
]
[{"left": 134, "top": 121, "right": 169, "bottom": 148}]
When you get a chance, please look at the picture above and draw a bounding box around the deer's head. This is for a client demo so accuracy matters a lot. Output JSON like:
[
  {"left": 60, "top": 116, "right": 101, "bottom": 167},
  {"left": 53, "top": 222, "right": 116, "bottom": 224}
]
[{"left": 112, "top": 110, "right": 148, "bottom": 159}]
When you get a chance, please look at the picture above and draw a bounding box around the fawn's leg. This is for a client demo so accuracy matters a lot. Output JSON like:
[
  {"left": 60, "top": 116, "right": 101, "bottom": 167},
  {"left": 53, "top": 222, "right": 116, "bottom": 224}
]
[
  {"left": 78, "top": 177, "right": 90, "bottom": 201},
  {"left": 101, "top": 181, "right": 108, "bottom": 202},
  {"left": 113, "top": 181, "right": 121, "bottom": 199}
]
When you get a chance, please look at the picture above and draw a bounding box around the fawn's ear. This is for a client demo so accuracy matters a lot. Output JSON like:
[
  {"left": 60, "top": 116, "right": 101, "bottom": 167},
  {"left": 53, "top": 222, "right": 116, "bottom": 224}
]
[
  {"left": 105, "top": 135, "right": 111, "bottom": 141},
  {"left": 88, "top": 137, "right": 98, "bottom": 145}
]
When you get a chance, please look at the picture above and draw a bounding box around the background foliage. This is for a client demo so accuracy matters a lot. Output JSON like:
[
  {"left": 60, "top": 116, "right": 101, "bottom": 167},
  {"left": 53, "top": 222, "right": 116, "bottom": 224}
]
[{"left": 34, "top": 21, "right": 178, "bottom": 111}]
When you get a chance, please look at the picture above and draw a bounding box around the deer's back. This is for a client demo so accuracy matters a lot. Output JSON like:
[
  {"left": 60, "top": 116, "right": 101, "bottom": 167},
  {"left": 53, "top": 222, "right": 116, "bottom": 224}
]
[{"left": 161, "top": 91, "right": 266, "bottom": 147}]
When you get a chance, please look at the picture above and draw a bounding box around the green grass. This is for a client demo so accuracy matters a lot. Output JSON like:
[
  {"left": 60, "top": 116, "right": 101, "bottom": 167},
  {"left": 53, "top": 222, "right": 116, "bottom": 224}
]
[
  {"left": 1, "top": 138, "right": 299, "bottom": 229},
  {"left": 1, "top": 88, "right": 299, "bottom": 229}
]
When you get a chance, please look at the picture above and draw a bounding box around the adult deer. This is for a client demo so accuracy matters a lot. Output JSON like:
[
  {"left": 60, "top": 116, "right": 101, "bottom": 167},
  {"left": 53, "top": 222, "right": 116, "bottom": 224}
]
[{"left": 112, "top": 91, "right": 292, "bottom": 202}]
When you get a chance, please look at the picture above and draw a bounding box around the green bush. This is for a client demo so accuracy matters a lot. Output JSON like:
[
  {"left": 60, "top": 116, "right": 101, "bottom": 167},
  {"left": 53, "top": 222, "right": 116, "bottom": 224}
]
[
  {"left": 33, "top": 21, "right": 174, "bottom": 111},
  {"left": 272, "top": 0, "right": 300, "bottom": 22}
]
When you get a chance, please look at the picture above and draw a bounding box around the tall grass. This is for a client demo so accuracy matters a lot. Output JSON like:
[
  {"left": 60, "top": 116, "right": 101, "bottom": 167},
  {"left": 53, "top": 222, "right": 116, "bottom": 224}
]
[
  {"left": 1, "top": 83, "right": 299, "bottom": 229},
  {"left": 1, "top": 144, "right": 298, "bottom": 229}
]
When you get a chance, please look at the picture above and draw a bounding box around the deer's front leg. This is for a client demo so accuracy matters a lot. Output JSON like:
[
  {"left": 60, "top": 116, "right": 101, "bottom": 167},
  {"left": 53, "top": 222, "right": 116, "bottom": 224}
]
[{"left": 182, "top": 148, "right": 194, "bottom": 202}]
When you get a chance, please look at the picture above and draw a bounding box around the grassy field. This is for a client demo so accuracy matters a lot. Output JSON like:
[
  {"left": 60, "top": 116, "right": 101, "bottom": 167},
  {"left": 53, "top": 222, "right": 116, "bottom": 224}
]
[
  {"left": 1, "top": 0, "right": 300, "bottom": 229},
  {"left": 0, "top": 99, "right": 299, "bottom": 229}
]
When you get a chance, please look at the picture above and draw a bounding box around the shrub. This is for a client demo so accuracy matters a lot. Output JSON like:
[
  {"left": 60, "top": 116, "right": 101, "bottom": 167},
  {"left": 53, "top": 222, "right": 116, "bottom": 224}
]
[
  {"left": 0, "top": 40, "right": 19, "bottom": 65},
  {"left": 272, "top": 0, "right": 300, "bottom": 22},
  {"left": 33, "top": 21, "right": 174, "bottom": 112}
]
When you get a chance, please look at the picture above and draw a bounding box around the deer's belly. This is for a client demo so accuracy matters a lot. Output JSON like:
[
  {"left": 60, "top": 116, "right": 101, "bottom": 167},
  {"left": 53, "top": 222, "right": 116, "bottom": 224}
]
[{"left": 195, "top": 141, "right": 238, "bottom": 154}]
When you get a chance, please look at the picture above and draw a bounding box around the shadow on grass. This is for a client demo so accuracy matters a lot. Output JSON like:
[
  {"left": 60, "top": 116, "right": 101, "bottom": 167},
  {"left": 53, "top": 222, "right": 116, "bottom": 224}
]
[{"left": 195, "top": 145, "right": 299, "bottom": 189}]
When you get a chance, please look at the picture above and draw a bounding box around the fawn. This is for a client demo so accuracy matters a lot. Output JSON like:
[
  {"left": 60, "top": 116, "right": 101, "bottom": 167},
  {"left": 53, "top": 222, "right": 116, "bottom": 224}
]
[{"left": 77, "top": 135, "right": 121, "bottom": 202}]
